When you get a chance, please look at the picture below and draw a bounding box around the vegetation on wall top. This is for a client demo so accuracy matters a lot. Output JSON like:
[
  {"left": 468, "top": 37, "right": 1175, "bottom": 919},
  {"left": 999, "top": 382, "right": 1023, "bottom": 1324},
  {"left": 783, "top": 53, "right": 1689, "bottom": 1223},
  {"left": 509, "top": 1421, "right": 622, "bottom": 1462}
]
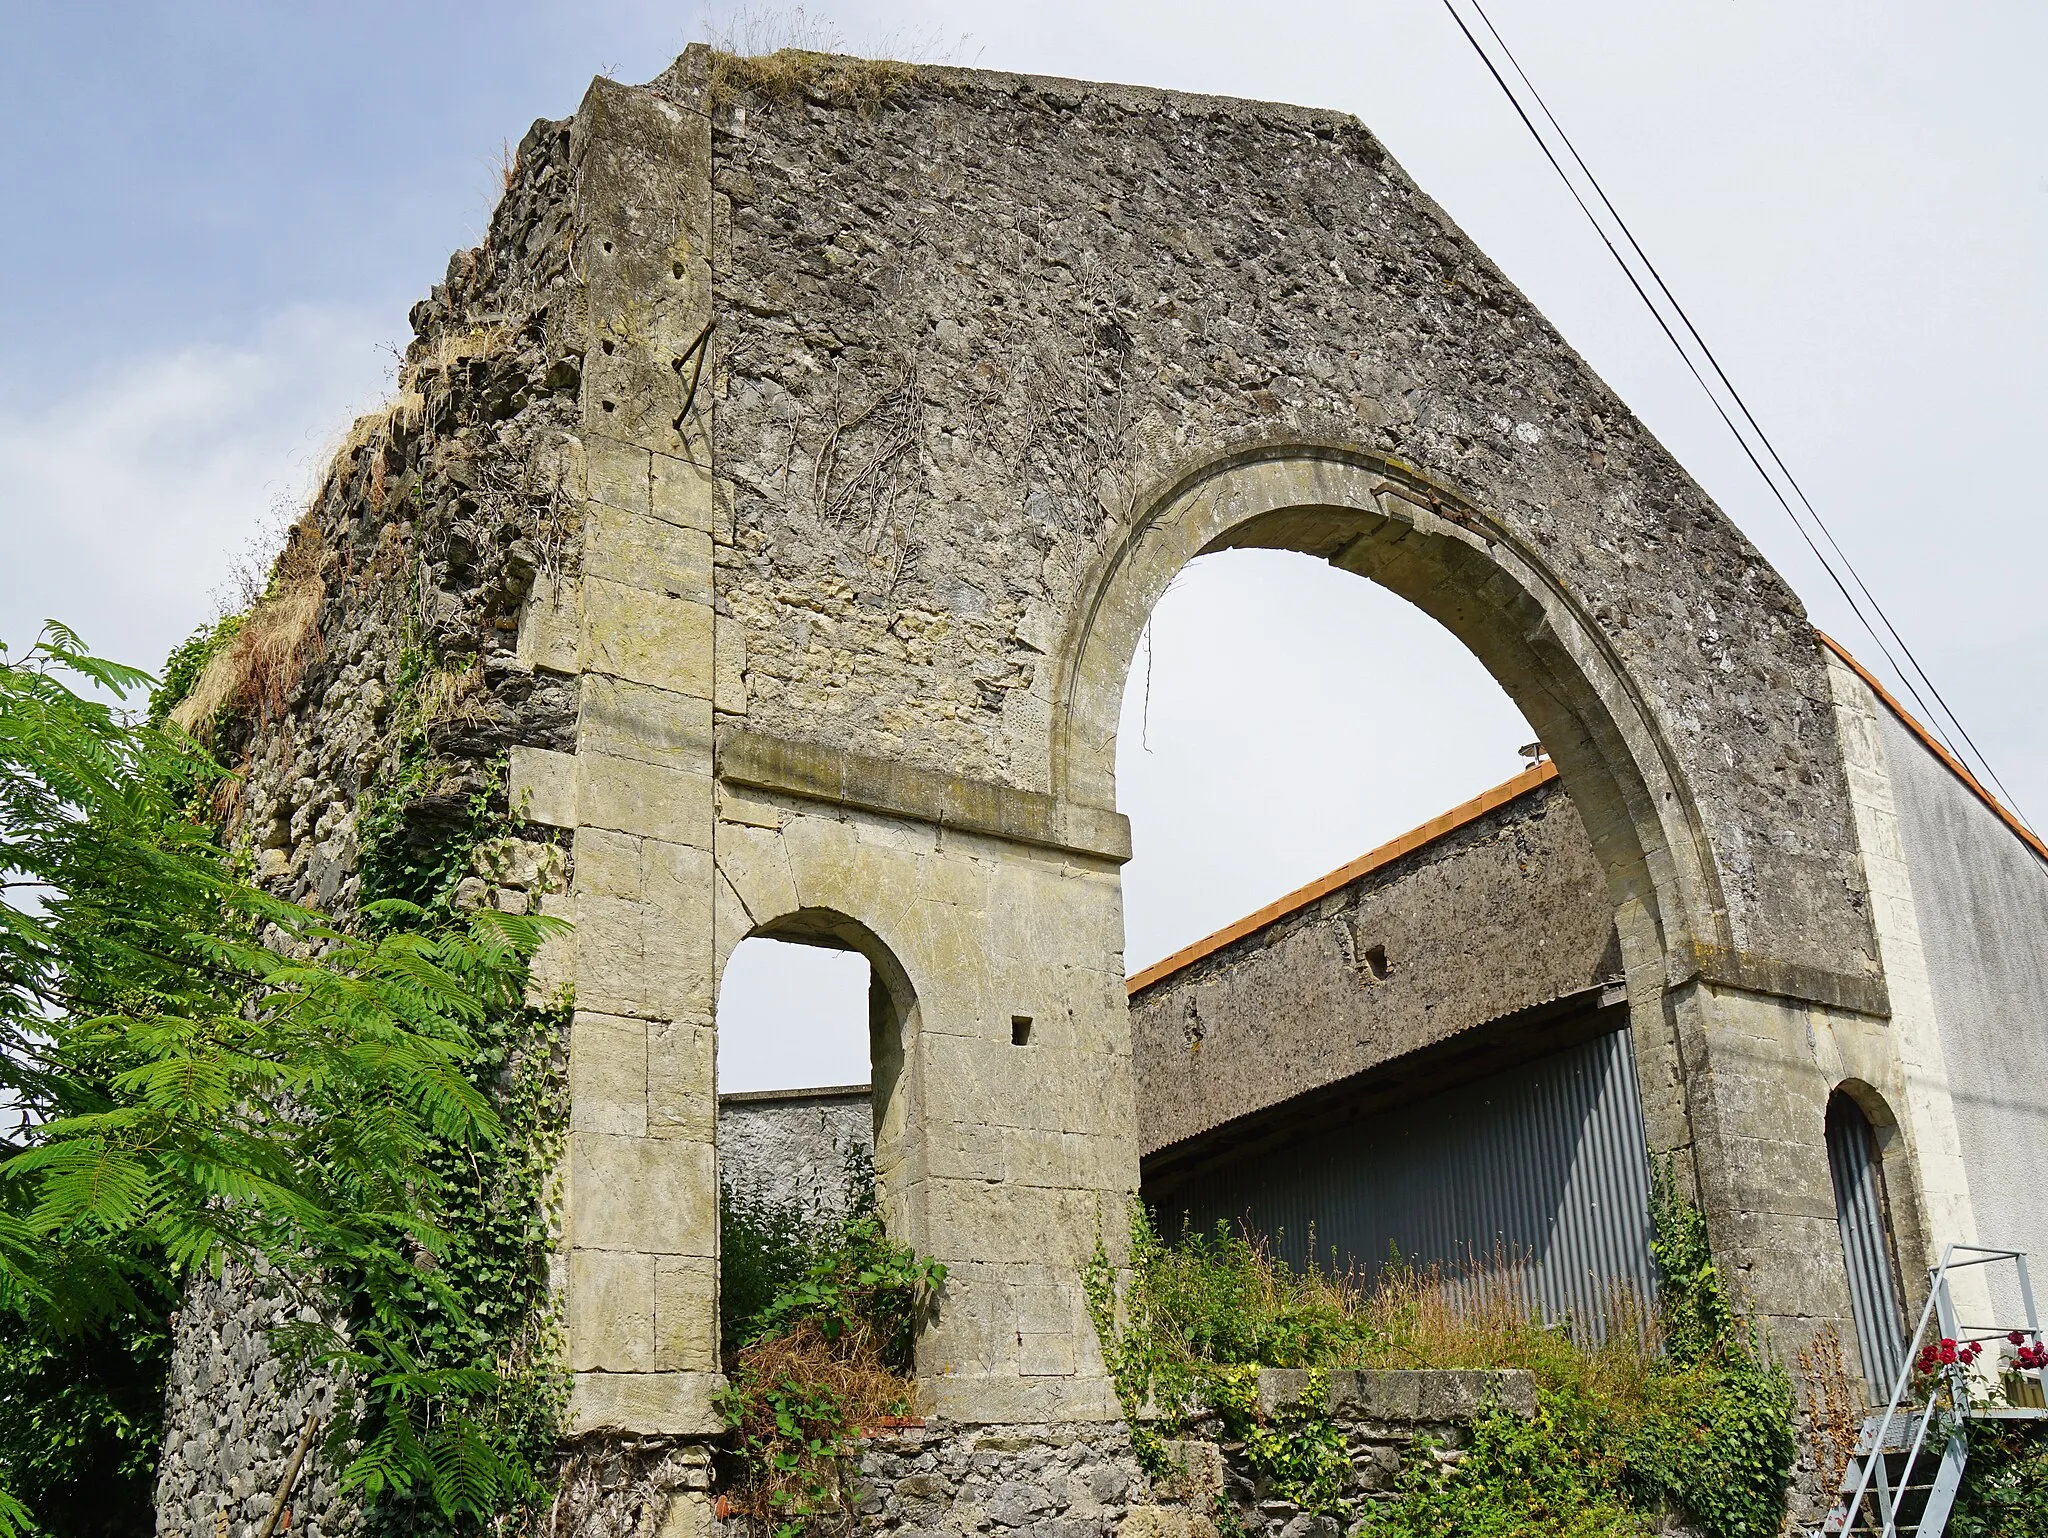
[{"left": 1083, "top": 1167, "right": 1796, "bottom": 1538}]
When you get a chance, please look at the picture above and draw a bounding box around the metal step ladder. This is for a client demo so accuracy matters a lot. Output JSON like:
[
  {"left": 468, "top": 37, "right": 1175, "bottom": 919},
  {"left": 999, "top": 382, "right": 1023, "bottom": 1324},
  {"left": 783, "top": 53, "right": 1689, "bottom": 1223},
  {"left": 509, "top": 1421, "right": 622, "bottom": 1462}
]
[{"left": 1825, "top": 1244, "right": 2048, "bottom": 1537}]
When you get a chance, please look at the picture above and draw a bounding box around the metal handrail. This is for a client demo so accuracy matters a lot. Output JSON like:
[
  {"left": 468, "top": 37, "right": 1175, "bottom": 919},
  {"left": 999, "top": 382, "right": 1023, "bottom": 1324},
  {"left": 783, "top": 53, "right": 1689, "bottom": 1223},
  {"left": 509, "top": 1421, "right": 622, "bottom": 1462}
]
[{"left": 1836, "top": 1244, "right": 2047, "bottom": 1536}]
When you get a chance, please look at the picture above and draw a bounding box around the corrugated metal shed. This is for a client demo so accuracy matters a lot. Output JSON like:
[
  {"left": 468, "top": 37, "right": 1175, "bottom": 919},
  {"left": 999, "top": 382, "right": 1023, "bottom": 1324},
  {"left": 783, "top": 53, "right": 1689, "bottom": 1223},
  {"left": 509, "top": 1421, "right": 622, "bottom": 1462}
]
[
  {"left": 1826, "top": 1092, "right": 1909, "bottom": 1391},
  {"left": 1149, "top": 1017, "right": 1656, "bottom": 1336}
]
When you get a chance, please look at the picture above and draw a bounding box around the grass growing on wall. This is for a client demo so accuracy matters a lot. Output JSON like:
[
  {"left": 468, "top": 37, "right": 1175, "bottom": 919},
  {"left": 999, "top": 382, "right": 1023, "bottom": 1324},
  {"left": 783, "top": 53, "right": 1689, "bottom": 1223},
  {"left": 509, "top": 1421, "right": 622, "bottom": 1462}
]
[{"left": 1084, "top": 1168, "right": 1796, "bottom": 1537}]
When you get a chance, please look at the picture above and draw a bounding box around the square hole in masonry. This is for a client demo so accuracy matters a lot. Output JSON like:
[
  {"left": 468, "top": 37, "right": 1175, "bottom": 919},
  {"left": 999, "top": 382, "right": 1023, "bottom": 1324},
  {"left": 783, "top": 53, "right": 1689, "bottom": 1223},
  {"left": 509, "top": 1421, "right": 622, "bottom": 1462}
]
[{"left": 1011, "top": 1016, "right": 1033, "bottom": 1047}]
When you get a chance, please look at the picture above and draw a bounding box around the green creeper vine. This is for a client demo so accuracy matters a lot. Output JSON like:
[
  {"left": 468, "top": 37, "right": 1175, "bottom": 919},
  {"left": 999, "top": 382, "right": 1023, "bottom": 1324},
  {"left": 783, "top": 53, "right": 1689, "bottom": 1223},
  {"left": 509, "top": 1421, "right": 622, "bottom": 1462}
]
[
  {"left": 343, "top": 635, "right": 575, "bottom": 1533},
  {"left": 1082, "top": 1215, "right": 1349, "bottom": 1512},
  {"left": 349, "top": 991, "right": 570, "bottom": 1537}
]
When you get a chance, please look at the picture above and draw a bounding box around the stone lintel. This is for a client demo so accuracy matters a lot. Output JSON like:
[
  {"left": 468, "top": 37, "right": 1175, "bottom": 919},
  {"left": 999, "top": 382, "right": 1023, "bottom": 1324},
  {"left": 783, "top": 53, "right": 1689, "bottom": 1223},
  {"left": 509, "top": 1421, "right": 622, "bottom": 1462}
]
[{"left": 717, "top": 727, "right": 1132, "bottom": 865}]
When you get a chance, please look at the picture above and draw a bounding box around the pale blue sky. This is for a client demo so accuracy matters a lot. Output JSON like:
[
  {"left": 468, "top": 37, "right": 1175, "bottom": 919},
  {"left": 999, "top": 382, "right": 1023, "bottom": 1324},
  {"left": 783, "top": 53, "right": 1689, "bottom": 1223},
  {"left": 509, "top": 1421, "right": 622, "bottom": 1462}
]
[{"left": 3, "top": 3, "right": 2042, "bottom": 1089}]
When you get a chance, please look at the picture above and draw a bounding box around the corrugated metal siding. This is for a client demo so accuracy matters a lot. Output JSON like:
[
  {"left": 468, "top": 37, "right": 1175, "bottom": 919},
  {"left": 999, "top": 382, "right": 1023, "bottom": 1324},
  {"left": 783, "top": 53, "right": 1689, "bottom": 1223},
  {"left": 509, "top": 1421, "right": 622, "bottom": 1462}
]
[
  {"left": 1151, "top": 1026, "right": 1656, "bottom": 1335},
  {"left": 1826, "top": 1095, "right": 1908, "bottom": 1392}
]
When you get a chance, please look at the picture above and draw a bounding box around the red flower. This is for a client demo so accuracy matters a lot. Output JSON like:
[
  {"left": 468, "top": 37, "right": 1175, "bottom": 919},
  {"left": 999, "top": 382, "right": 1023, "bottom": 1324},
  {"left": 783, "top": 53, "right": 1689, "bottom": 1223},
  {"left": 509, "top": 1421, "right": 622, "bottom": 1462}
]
[{"left": 1940, "top": 1339, "right": 1958, "bottom": 1365}]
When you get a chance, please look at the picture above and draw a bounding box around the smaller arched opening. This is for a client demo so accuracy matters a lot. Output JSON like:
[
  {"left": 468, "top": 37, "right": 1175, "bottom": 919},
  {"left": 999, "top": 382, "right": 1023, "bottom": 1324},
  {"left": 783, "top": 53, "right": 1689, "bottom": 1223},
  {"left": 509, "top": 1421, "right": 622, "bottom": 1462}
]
[
  {"left": 714, "top": 910, "right": 921, "bottom": 1356},
  {"left": 1827, "top": 1084, "right": 1911, "bottom": 1393}
]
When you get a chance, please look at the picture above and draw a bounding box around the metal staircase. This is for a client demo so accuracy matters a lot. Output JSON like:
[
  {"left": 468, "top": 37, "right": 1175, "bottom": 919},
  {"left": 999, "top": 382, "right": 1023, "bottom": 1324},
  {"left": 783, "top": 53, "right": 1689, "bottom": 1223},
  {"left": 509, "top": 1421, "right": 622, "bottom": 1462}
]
[{"left": 1826, "top": 1245, "right": 2048, "bottom": 1537}]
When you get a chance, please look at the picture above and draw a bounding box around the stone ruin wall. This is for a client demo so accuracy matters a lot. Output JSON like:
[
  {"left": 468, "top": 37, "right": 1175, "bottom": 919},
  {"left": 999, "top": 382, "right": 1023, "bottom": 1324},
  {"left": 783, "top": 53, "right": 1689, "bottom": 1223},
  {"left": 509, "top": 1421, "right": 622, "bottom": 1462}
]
[
  {"left": 153, "top": 43, "right": 1917, "bottom": 1538},
  {"left": 155, "top": 110, "right": 597, "bottom": 1538},
  {"left": 1129, "top": 776, "right": 1620, "bottom": 1157},
  {"left": 682, "top": 51, "right": 1868, "bottom": 978},
  {"left": 718, "top": 1087, "right": 874, "bottom": 1221}
]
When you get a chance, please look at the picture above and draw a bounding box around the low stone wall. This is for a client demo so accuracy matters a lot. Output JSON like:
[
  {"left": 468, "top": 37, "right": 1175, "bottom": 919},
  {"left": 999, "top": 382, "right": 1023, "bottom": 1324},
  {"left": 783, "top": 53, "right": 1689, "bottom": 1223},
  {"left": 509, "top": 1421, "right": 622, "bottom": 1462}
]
[
  {"left": 153, "top": 1348, "right": 1532, "bottom": 1538},
  {"left": 718, "top": 1085, "right": 874, "bottom": 1221},
  {"left": 841, "top": 1423, "right": 1152, "bottom": 1538},
  {"left": 1199, "top": 1370, "right": 1535, "bottom": 1534},
  {"left": 712, "top": 1370, "right": 1539, "bottom": 1538}
]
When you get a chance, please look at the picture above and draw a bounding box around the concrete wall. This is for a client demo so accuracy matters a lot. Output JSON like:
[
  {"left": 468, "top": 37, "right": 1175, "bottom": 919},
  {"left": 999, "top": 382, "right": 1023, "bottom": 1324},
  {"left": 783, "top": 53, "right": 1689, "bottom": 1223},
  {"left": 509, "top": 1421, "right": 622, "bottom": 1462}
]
[
  {"left": 1880, "top": 702, "right": 2048, "bottom": 1284},
  {"left": 1129, "top": 775, "right": 1617, "bottom": 1155}
]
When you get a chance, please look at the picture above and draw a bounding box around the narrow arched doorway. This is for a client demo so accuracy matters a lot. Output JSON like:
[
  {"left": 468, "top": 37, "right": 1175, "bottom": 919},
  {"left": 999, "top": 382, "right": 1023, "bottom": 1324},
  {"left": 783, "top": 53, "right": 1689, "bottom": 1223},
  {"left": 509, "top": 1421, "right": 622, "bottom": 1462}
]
[
  {"left": 1826, "top": 1089, "right": 1909, "bottom": 1394},
  {"left": 712, "top": 912, "right": 921, "bottom": 1362}
]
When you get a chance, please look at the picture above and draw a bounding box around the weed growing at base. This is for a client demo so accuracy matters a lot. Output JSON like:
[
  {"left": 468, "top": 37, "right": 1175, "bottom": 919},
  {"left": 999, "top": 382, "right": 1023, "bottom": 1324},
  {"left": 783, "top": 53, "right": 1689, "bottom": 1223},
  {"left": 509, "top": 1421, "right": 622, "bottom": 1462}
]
[
  {"left": 1084, "top": 1165, "right": 1795, "bottom": 1537},
  {"left": 717, "top": 1152, "right": 944, "bottom": 1535}
]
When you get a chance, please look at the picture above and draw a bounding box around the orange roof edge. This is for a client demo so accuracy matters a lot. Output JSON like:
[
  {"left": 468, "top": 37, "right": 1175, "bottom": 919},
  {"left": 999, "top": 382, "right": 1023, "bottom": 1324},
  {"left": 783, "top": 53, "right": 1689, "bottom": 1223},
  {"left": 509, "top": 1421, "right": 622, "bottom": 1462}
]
[
  {"left": 1815, "top": 630, "right": 2048, "bottom": 868},
  {"left": 1125, "top": 759, "right": 1559, "bottom": 995}
]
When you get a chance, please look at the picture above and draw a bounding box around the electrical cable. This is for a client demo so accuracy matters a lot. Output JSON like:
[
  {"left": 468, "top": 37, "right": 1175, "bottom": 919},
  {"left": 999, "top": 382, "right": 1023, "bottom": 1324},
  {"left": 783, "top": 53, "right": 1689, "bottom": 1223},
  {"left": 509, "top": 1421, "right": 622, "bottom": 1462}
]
[
  {"left": 1460, "top": 0, "right": 2026, "bottom": 825},
  {"left": 1438, "top": 0, "right": 2033, "bottom": 830},
  {"left": 1433, "top": 0, "right": 1945, "bottom": 749}
]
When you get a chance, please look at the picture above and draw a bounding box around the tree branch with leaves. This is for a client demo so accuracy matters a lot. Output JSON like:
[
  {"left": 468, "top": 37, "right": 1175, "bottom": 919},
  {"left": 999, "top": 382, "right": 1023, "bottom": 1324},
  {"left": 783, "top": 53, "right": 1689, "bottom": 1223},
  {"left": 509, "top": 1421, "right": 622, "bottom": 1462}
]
[{"left": 0, "top": 626, "right": 563, "bottom": 1534}]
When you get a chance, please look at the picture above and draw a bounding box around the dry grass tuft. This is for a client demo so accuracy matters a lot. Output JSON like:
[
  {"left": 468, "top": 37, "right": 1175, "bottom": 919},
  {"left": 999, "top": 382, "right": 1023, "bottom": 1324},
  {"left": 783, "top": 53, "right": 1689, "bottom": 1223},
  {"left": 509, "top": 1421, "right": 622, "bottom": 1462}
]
[
  {"left": 411, "top": 325, "right": 507, "bottom": 380},
  {"left": 172, "top": 521, "right": 326, "bottom": 743},
  {"left": 710, "top": 46, "right": 916, "bottom": 111},
  {"left": 413, "top": 657, "right": 492, "bottom": 734},
  {"left": 1351, "top": 1258, "right": 1669, "bottom": 1424},
  {"left": 702, "top": 7, "right": 943, "bottom": 110}
]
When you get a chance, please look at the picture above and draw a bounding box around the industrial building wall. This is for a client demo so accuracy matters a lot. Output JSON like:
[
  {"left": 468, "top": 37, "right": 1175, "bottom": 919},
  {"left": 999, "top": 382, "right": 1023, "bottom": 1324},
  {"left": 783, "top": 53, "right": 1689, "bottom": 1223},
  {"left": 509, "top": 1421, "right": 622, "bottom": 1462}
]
[
  {"left": 1879, "top": 711, "right": 2048, "bottom": 1278},
  {"left": 1147, "top": 1021, "right": 1656, "bottom": 1334},
  {"left": 1128, "top": 774, "right": 1620, "bottom": 1158}
]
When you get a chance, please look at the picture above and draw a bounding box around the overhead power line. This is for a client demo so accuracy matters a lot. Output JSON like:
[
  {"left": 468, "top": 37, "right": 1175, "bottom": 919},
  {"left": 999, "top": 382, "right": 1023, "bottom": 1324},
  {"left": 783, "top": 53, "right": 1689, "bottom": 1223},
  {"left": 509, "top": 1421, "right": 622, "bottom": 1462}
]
[{"left": 1437, "top": 0, "right": 2034, "bottom": 833}]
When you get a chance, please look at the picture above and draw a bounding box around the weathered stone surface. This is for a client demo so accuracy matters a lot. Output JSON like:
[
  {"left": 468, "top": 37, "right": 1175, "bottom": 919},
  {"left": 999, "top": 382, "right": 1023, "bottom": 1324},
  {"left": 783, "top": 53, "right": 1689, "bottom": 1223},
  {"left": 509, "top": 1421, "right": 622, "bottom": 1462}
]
[
  {"left": 718, "top": 1085, "right": 873, "bottom": 1219},
  {"left": 157, "top": 34, "right": 1948, "bottom": 1530},
  {"left": 679, "top": 53, "right": 1877, "bottom": 997},
  {"left": 1130, "top": 777, "right": 1617, "bottom": 1154},
  {"left": 569, "top": 1131, "right": 717, "bottom": 1255},
  {"left": 153, "top": 1269, "right": 350, "bottom": 1538}
]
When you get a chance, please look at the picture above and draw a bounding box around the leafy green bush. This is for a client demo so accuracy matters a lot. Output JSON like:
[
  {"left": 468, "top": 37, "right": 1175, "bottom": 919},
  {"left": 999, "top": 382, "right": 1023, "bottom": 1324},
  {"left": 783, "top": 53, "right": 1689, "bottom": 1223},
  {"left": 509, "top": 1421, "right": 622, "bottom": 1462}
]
[
  {"left": 1953, "top": 1419, "right": 2048, "bottom": 1538},
  {"left": 0, "top": 627, "right": 561, "bottom": 1535},
  {"left": 716, "top": 1169, "right": 944, "bottom": 1535},
  {"left": 1366, "top": 1397, "right": 1643, "bottom": 1538},
  {"left": 0, "top": 1279, "right": 172, "bottom": 1538},
  {"left": 720, "top": 1179, "right": 823, "bottom": 1353}
]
